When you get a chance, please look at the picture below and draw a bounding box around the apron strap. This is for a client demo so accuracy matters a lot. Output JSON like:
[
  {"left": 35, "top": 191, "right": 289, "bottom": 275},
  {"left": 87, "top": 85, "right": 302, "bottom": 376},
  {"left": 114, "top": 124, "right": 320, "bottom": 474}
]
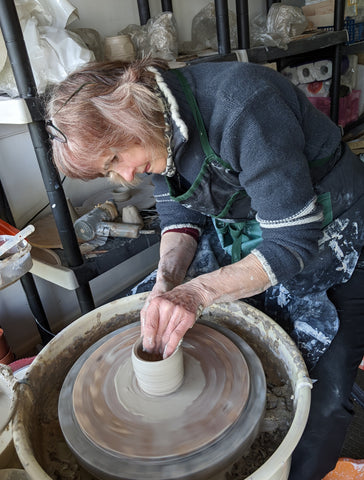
[{"left": 171, "top": 69, "right": 217, "bottom": 160}]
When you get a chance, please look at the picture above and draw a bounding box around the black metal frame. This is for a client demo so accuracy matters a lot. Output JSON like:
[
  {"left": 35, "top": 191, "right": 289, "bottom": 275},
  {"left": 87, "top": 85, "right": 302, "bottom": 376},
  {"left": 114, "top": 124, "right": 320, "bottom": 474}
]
[{"left": 0, "top": 0, "right": 95, "bottom": 316}]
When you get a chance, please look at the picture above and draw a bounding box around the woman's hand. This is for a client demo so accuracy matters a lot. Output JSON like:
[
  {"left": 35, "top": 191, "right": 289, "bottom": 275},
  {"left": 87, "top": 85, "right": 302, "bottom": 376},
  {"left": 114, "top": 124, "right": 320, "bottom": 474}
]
[
  {"left": 141, "top": 252, "right": 272, "bottom": 358},
  {"left": 139, "top": 230, "right": 199, "bottom": 356},
  {"left": 139, "top": 278, "right": 173, "bottom": 328},
  {"left": 141, "top": 283, "right": 204, "bottom": 359}
]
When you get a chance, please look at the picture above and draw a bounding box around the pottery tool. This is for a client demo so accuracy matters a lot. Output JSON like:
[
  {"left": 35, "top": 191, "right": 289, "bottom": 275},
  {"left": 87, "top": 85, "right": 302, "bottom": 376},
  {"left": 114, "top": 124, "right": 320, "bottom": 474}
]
[
  {"left": 0, "top": 224, "right": 34, "bottom": 258},
  {"left": 74, "top": 200, "right": 155, "bottom": 241},
  {"left": 94, "top": 222, "right": 155, "bottom": 240}
]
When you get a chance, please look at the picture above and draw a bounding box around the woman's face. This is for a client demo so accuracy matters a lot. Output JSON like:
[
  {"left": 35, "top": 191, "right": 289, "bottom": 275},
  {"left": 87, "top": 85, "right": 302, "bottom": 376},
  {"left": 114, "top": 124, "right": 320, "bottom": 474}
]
[{"left": 99, "top": 145, "right": 167, "bottom": 183}]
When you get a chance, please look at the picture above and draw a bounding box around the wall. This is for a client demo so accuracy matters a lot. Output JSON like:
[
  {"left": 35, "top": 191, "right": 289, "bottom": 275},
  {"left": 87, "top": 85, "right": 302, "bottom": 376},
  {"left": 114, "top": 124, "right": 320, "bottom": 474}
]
[
  {"left": 0, "top": 0, "right": 266, "bottom": 357},
  {"left": 69, "top": 0, "right": 265, "bottom": 42}
]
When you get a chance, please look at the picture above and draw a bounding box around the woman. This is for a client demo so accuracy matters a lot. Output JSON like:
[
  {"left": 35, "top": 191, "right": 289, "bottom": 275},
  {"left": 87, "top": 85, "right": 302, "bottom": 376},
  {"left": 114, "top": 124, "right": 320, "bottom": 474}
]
[{"left": 46, "top": 57, "right": 364, "bottom": 480}]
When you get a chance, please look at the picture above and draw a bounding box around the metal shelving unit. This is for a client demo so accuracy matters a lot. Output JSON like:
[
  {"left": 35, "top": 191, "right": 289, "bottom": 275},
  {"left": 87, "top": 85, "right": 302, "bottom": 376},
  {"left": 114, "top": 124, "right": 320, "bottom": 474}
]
[{"left": 188, "top": 0, "right": 347, "bottom": 124}]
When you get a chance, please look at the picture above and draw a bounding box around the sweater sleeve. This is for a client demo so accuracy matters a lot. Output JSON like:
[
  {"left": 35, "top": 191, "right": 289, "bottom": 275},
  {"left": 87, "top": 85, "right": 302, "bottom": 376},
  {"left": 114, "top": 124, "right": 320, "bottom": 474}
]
[
  {"left": 151, "top": 173, "right": 207, "bottom": 233},
  {"left": 221, "top": 86, "right": 324, "bottom": 284}
]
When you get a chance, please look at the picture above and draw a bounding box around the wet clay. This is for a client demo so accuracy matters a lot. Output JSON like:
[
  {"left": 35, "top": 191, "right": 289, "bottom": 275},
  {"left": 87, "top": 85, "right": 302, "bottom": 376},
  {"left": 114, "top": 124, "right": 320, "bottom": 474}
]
[
  {"left": 39, "top": 371, "right": 292, "bottom": 480},
  {"left": 226, "top": 382, "right": 293, "bottom": 479},
  {"left": 72, "top": 324, "right": 250, "bottom": 458},
  {"left": 0, "top": 387, "right": 11, "bottom": 431},
  {"left": 131, "top": 337, "right": 184, "bottom": 396}
]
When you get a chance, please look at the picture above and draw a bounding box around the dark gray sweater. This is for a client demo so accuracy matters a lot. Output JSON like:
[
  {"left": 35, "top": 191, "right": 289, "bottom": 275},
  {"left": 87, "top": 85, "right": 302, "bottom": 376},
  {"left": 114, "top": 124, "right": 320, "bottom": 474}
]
[{"left": 152, "top": 62, "right": 364, "bottom": 289}]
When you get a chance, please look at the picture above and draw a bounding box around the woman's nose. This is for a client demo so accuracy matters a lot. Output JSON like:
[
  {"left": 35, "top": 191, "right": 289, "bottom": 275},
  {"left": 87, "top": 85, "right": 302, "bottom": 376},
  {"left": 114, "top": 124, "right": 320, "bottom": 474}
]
[{"left": 116, "top": 165, "right": 135, "bottom": 182}]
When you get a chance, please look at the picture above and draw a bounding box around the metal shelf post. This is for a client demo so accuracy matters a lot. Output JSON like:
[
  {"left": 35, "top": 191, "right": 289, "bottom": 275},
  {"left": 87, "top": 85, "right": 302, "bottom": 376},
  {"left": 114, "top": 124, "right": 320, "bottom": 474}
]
[{"left": 0, "top": 0, "right": 95, "bottom": 315}]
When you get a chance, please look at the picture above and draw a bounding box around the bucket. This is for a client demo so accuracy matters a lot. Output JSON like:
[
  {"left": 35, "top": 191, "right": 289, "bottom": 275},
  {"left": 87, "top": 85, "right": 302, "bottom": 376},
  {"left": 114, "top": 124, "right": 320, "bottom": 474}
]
[
  {"left": 0, "top": 365, "right": 19, "bottom": 468},
  {"left": 11, "top": 293, "right": 311, "bottom": 480},
  {"left": 0, "top": 470, "right": 28, "bottom": 480}
]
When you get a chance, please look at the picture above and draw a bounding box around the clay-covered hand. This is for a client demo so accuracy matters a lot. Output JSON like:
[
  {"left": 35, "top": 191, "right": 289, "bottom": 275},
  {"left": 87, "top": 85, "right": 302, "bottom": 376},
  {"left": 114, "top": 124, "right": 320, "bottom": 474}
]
[
  {"left": 140, "top": 231, "right": 198, "bottom": 344},
  {"left": 142, "top": 250, "right": 272, "bottom": 359},
  {"left": 140, "top": 279, "right": 173, "bottom": 329},
  {"left": 142, "top": 282, "right": 205, "bottom": 359}
]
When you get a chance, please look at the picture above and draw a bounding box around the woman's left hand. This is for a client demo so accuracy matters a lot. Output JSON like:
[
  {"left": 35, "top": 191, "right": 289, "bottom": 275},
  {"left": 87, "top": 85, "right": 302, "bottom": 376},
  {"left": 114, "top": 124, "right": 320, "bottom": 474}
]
[{"left": 141, "top": 283, "right": 205, "bottom": 359}]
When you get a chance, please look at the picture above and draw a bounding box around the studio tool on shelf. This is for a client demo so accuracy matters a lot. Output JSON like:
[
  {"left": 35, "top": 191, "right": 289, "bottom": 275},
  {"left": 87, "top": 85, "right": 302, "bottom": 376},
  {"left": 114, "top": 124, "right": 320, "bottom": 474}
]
[{"left": 73, "top": 200, "right": 155, "bottom": 242}]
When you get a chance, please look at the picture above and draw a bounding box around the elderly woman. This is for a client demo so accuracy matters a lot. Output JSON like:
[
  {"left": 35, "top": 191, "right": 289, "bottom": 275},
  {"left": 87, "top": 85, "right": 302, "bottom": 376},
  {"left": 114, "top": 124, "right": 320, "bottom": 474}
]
[{"left": 46, "top": 57, "right": 364, "bottom": 480}]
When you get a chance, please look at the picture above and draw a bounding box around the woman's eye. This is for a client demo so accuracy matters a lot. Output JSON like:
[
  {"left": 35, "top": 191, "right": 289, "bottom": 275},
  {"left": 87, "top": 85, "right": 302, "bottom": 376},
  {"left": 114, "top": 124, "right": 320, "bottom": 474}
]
[
  {"left": 104, "top": 155, "right": 118, "bottom": 172},
  {"left": 108, "top": 155, "right": 118, "bottom": 167}
]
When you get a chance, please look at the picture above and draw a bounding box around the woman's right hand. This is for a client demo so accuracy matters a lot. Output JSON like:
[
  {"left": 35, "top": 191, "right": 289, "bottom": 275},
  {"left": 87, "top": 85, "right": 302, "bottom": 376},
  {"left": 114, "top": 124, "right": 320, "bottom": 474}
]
[
  {"left": 140, "top": 279, "right": 173, "bottom": 329},
  {"left": 141, "top": 281, "right": 206, "bottom": 359},
  {"left": 139, "top": 230, "right": 199, "bottom": 337}
]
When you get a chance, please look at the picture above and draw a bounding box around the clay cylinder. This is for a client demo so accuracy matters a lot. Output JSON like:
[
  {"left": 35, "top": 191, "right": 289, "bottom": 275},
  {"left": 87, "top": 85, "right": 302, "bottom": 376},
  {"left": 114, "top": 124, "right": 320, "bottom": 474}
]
[{"left": 131, "top": 338, "right": 184, "bottom": 396}]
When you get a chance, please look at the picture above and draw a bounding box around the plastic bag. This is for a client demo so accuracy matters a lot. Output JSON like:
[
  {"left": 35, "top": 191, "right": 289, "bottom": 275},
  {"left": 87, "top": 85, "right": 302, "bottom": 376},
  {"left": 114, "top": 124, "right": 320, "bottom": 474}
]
[
  {"left": 251, "top": 4, "right": 308, "bottom": 50},
  {"left": 121, "top": 12, "right": 178, "bottom": 61},
  {"left": 181, "top": 1, "right": 238, "bottom": 54},
  {"left": 16, "top": 0, "right": 78, "bottom": 29},
  {"left": 267, "top": 4, "right": 308, "bottom": 38},
  {"left": 250, "top": 14, "right": 288, "bottom": 49},
  {"left": 0, "top": 0, "right": 95, "bottom": 97}
]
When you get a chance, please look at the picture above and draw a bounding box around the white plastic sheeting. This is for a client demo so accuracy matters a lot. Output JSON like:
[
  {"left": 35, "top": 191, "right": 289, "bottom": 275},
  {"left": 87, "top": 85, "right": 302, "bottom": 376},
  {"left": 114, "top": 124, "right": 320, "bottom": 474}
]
[{"left": 0, "top": 0, "right": 95, "bottom": 97}]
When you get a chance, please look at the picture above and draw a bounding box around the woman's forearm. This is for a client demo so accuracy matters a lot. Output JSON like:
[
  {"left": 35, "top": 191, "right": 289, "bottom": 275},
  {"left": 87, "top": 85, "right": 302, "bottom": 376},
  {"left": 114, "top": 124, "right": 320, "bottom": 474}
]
[
  {"left": 185, "top": 252, "right": 272, "bottom": 308},
  {"left": 155, "top": 231, "right": 198, "bottom": 291}
]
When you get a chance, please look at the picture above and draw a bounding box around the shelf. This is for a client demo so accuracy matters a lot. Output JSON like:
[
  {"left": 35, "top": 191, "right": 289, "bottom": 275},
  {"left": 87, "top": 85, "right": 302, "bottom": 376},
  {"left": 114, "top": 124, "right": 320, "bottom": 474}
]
[
  {"left": 0, "top": 32, "right": 348, "bottom": 126},
  {"left": 247, "top": 30, "right": 348, "bottom": 63},
  {"left": 30, "top": 239, "right": 160, "bottom": 291},
  {"left": 190, "top": 30, "right": 348, "bottom": 65},
  {"left": 343, "top": 40, "right": 364, "bottom": 54},
  {"left": 30, "top": 216, "right": 161, "bottom": 290},
  {"left": 64, "top": 231, "right": 160, "bottom": 285}
]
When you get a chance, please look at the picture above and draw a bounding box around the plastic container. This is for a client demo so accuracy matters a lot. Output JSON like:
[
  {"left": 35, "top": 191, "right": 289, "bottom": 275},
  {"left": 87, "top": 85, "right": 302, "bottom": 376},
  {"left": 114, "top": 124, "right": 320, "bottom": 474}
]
[
  {"left": 308, "top": 89, "right": 361, "bottom": 127},
  {"left": 104, "top": 34, "right": 135, "bottom": 62},
  {"left": 0, "top": 235, "right": 32, "bottom": 290},
  {"left": 10, "top": 293, "right": 312, "bottom": 480},
  {"left": 0, "top": 357, "right": 36, "bottom": 468},
  {"left": 0, "top": 469, "right": 28, "bottom": 479}
]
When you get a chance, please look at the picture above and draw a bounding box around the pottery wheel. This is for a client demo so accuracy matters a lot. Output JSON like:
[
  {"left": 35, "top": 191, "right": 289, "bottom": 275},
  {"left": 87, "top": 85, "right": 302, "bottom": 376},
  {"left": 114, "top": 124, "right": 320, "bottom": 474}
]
[{"left": 59, "top": 321, "right": 266, "bottom": 480}]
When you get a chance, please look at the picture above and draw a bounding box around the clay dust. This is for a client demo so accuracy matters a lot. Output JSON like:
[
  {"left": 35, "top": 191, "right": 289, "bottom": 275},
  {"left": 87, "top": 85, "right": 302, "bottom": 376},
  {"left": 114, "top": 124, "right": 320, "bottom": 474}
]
[{"left": 226, "top": 382, "right": 293, "bottom": 479}]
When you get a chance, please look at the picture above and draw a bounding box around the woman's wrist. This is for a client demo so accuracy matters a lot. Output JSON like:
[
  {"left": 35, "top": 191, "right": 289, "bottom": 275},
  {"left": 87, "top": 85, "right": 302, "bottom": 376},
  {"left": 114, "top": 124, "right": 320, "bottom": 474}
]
[{"left": 186, "top": 254, "right": 272, "bottom": 307}]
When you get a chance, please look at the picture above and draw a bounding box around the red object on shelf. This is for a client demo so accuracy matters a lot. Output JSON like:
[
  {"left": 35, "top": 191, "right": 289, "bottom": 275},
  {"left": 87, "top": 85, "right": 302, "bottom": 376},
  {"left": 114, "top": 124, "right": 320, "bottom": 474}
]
[
  {"left": 0, "top": 328, "right": 15, "bottom": 365},
  {"left": 0, "top": 218, "right": 19, "bottom": 236},
  {"left": 9, "top": 355, "right": 36, "bottom": 372},
  {"left": 308, "top": 89, "right": 361, "bottom": 127},
  {"left": 360, "top": 357, "right": 364, "bottom": 371}
]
